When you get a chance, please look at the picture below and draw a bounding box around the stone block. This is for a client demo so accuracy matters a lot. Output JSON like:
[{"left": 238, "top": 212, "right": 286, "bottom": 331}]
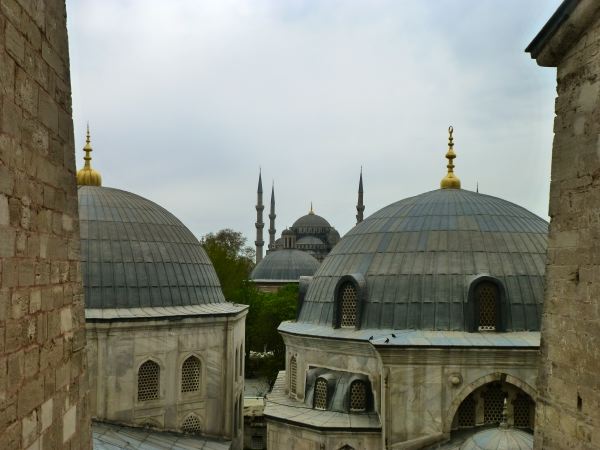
[
  {"left": 40, "top": 398, "right": 52, "bottom": 431},
  {"left": 62, "top": 404, "right": 76, "bottom": 443},
  {"left": 1, "top": 97, "right": 22, "bottom": 138},
  {"left": 37, "top": 88, "right": 58, "bottom": 134},
  {"left": 5, "top": 20, "right": 24, "bottom": 65},
  {"left": 15, "top": 67, "right": 38, "bottom": 115},
  {"left": 17, "top": 378, "right": 43, "bottom": 417},
  {"left": 22, "top": 409, "right": 38, "bottom": 447}
]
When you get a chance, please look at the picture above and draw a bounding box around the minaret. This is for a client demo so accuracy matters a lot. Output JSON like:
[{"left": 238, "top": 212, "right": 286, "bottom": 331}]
[
  {"left": 268, "top": 181, "right": 276, "bottom": 250},
  {"left": 255, "top": 170, "right": 265, "bottom": 263},
  {"left": 356, "top": 167, "right": 364, "bottom": 224},
  {"left": 76, "top": 124, "right": 102, "bottom": 186},
  {"left": 440, "top": 126, "right": 461, "bottom": 189}
]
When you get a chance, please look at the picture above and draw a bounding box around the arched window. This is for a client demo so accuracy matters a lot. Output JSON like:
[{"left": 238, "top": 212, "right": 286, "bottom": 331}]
[
  {"left": 239, "top": 345, "right": 244, "bottom": 377},
  {"left": 181, "top": 356, "right": 201, "bottom": 393},
  {"left": 314, "top": 378, "right": 328, "bottom": 410},
  {"left": 181, "top": 414, "right": 202, "bottom": 434},
  {"left": 457, "top": 394, "right": 476, "bottom": 427},
  {"left": 138, "top": 360, "right": 160, "bottom": 401},
  {"left": 483, "top": 383, "right": 505, "bottom": 424},
  {"left": 513, "top": 394, "right": 533, "bottom": 428},
  {"left": 289, "top": 356, "right": 297, "bottom": 397},
  {"left": 476, "top": 282, "right": 498, "bottom": 331},
  {"left": 339, "top": 282, "right": 358, "bottom": 328},
  {"left": 349, "top": 380, "right": 367, "bottom": 412}
]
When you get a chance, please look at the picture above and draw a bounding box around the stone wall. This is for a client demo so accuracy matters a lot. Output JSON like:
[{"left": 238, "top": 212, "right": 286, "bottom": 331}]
[
  {"left": 533, "top": 9, "right": 600, "bottom": 450},
  {"left": 0, "top": 1, "right": 90, "bottom": 449},
  {"left": 86, "top": 313, "right": 246, "bottom": 448}
]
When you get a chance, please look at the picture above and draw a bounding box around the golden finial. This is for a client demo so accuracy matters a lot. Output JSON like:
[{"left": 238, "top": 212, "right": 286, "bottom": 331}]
[
  {"left": 440, "top": 126, "right": 461, "bottom": 189},
  {"left": 76, "top": 123, "right": 102, "bottom": 186},
  {"left": 309, "top": 202, "right": 314, "bottom": 214}
]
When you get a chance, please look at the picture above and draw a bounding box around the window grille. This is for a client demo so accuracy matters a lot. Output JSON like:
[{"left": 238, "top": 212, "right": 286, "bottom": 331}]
[
  {"left": 289, "top": 356, "right": 297, "bottom": 396},
  {"left": 181, "top": 356, "right": 201, "bottom": 393},
  {"left": 513, "top": 394, "right": 532, "bottom": 428},
  {"left": 181, "top": 414, "right": 202, "bottom": 434},
  {"left": 483, "top": 384, "right": 505, "bottom": 424},
  {"left": 314, "top": 378, "right": 328, "bottom": 410},
  {"left": 251, "top": 435, "right": 264, "bottom": 449},
  {"left": 340, "top": 283, "right": 358, "bottom": 328},
  {"left": 349, "top": 381, "right": 367, "bottom": 412},
  {"left": 138, "top": 360, "right": 160, "bottom": 401},
  {"left": 477, "top": 283, "right": 497, "bottom": 331},
  {"left": 457, "top": 394, "right": 476, "bottom": 427}
]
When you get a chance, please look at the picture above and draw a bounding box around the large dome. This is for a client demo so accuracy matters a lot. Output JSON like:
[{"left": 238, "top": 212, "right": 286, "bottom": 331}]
[
  {"left": 251, "top": 249, "right": 320, "bottom": 282},
  {"left": 298, "top": 188, "right": 548, "bottom": 331},
  {"left": 78, "top": 186, "right": 225, "bottom": 308},
  {"left": 292, "top": 212, "right": 331, "bottom": 230}
]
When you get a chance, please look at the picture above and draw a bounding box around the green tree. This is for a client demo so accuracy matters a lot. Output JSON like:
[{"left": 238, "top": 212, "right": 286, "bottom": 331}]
[{"left": 200, "top": 229, "right": 255, "bottom": 300}]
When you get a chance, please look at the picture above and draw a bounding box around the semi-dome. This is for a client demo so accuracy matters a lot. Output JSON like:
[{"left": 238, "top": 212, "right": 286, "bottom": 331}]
[
  {"left": 78, "top": 186, "right": 225, "bottom": 308},
  {"left": 458, "top": 427, "right": 533, "bottom": 450},
  {"left": 292, "top": 211, "right": 331, "bottom": 230},
  {"left": 251, "top": 249, "right": 320, "bottom": 282},
  {"left": 298, "top": 188, "right": 548, "bottom": 331}
]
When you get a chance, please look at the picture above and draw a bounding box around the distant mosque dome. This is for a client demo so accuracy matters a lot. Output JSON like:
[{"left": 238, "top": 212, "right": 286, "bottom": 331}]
[
  {"left": 292, "top": 206, "right": 332, "bottom": 230},
  {"left": 251, "top": 249, "right": 320, "bottom": 282},
  {"left": 78, "top": 186, "right": 226, "bottom": 308},
  {"left": 296, "top": 236, "right": 325, "bottom": 246},
  {"left": 458, "top": 427, "right": 533, "bottom": 450}
]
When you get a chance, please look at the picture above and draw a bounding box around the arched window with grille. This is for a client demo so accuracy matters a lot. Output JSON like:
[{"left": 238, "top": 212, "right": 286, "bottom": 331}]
[
  {"left": 289, "top": 356, "right": 297, "bottom": 397},
  {"left": 339, "top": 282, "right": 358, "bottom": 328},
  {"left": 476, "top": 281, "right": 499, "bottom": 331},
  {"left": 181, "top": 414, "right": 202, "bottom": 434},
  {"left": 181, "top": 356, "right": 201, "bottom": 394},
  {"left": 349, "top": 380, "right": 367, "bottom": 412},
  {"left": 138, "top": 360, "right": 160, "bottom": 401},
  {"left": 314, "top": 378, "right": 328, "bottom": 410}
]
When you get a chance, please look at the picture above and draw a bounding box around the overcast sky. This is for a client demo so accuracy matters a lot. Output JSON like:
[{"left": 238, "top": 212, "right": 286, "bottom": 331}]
[{"left": 66, "top": 0, "right": 561, "bottom": 248}]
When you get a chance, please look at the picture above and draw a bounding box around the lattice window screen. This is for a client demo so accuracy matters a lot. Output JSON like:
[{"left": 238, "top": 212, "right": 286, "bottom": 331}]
[
  {"left": 350, "top": 381, "right": 367, "bottom": 412},
  {"left": 138, "top": 360, "right": 160, "bottom": 401},
  {"left": 181, "top": 356, "right": 201, "bottom": 393},
  {"left": 314, "top": 378, "right": 328, "bottom": 410},
  {"left": 340, "top": 283, "right": 357, "bottom": 328},
  {"left": 457, "top": 394, "right": 476, "bottom": 427},
  {"left": 513, "top": 394, "right": 532, "bottom": 428},
  {"left": 483, "top": 384, "right": 505, "bottom": 424},
  {"left": 289, "top": 356, "right": 297, "bottom": 396},
  {"left": 181, "top": 414, "right": 202, "bottom": 434},
  {"left": 478, "top": 283, "right": 497, "bottom": 331},
  {"left": 251, "top": 435, "right": 264, "bottom": 449}
]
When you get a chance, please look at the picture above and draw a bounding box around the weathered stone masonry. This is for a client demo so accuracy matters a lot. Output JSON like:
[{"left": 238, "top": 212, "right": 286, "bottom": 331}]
[
  {"left": 527, "top": 2, "right": 600, "bottom": 449},
  {"left": 0, "top": 1, "right": 90, "bottom": 449}
]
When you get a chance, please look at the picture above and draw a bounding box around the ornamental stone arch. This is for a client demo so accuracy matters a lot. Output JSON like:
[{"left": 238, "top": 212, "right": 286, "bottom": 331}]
[{"left": 444, "top": 372, "right": 536, "bottom": 433}]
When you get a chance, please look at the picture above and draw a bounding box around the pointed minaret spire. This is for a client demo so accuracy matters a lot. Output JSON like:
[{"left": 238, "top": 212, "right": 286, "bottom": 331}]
[
  {"left": 268, "top": 181, "right": 276, "bottom": 250},
  {"left": 309, "top": 202, "right": 314, "bottom": 215},
  {"left": 356, "top": 167, "right": 365, "bottom": 224},
  {"left": 255, "top": 169, "right": 265, "bottom": 263},
  {"left": 440, "top": 126, "right": 461, "bottom": 189}
]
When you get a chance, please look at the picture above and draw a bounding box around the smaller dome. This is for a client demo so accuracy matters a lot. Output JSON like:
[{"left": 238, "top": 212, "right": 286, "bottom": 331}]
[
  {"left": 292, "top": 213, "right": 331, "bottom": 229},
  {"left": 251, "top": 249, "right": 320, "bottom": 282},
  {"left": 282, "top": 228, "right": 294, "bottom": 236},
  {"left": 297, "top": 236, "right": 324, "bottom": 246},
  {"left": 459, "top": 427, "right": 533, "bottom": 450}
]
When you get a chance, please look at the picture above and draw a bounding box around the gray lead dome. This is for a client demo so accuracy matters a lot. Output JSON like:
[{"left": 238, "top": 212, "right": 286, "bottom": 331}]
[
  {"left": 298, "top": 189, "right": 548, "bottom": 331},
  {"left": 78, "top": 186, "right": 225, "bottom": 308},
  {"left": 251, "top": 249, "right": 320, "bottom": 281}
]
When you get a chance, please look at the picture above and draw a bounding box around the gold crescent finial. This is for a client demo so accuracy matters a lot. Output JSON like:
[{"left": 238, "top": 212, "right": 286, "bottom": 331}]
[
  {"left": 440, "top": 125, "right": 461, "bottom": 189},
  {"left": 309, "top": 202, "right": 314, "bottom": 214},
  {"left": 76, "top": 124, "right": 102, "bottom": 186}
]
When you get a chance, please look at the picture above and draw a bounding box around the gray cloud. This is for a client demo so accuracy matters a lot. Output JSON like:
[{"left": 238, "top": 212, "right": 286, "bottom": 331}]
[{"left": 67, "top": 0, "right": 561, "bottom": 245}]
